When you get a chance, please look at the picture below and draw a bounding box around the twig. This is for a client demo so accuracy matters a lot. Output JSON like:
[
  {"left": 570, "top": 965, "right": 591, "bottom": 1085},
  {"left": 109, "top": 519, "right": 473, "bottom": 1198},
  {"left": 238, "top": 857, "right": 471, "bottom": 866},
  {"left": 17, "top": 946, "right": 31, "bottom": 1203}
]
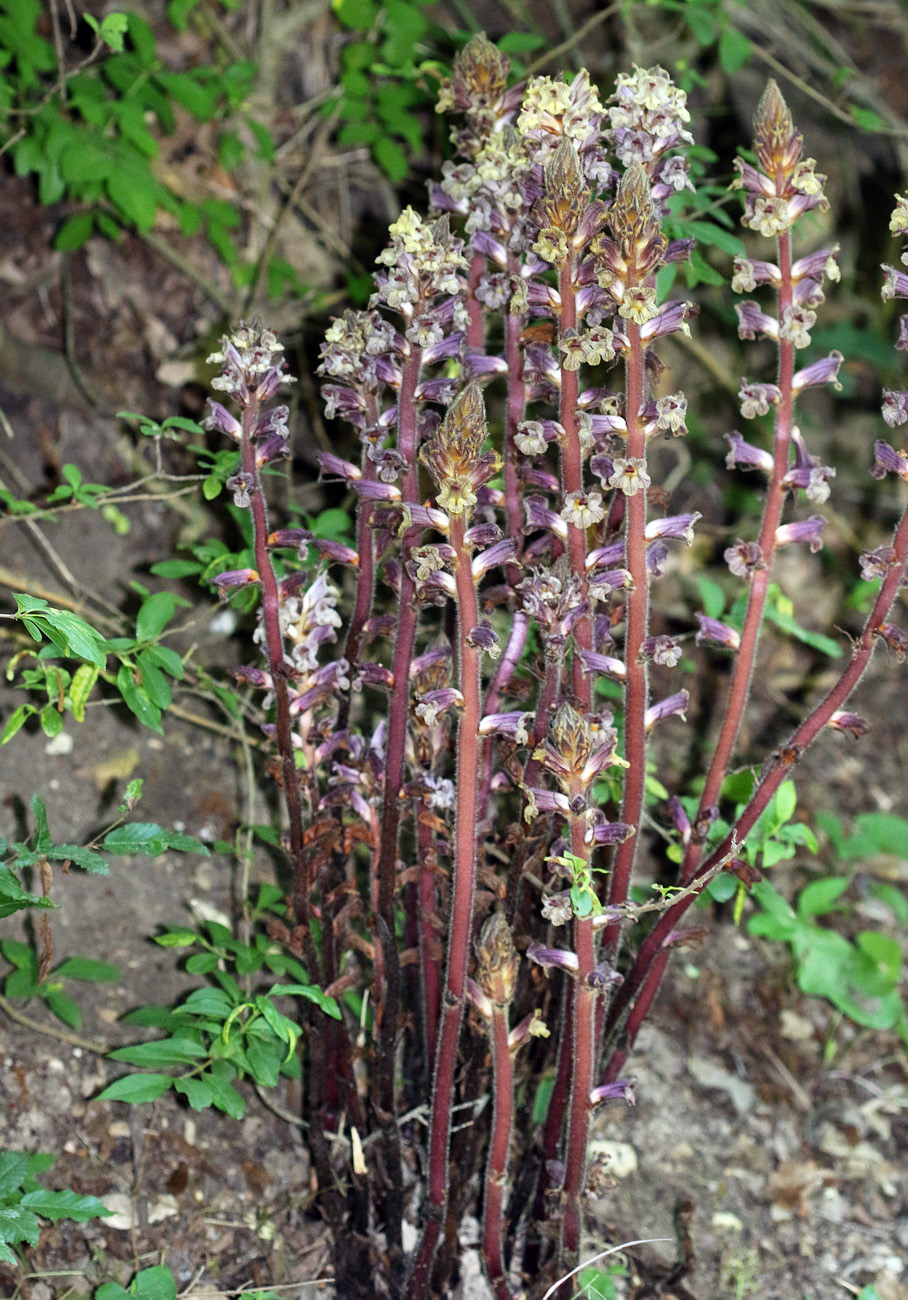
[{"left": 0, "top": 993, "right": 108, "bottom": 1054}]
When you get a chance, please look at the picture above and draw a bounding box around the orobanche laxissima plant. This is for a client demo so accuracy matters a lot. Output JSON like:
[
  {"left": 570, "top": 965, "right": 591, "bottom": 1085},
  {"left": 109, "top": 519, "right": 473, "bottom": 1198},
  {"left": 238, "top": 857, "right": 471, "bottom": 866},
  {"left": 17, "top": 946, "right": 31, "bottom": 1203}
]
[{"left": 131, "top": 45, "right": 908, "bottom": 1300}]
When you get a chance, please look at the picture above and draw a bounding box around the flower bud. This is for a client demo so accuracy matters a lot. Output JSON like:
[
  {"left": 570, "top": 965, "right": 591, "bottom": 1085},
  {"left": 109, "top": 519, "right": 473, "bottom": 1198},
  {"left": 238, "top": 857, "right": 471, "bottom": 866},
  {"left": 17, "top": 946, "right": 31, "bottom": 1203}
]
[{"left": 476, "top": 913, "right": 519, "bottom": 1006}]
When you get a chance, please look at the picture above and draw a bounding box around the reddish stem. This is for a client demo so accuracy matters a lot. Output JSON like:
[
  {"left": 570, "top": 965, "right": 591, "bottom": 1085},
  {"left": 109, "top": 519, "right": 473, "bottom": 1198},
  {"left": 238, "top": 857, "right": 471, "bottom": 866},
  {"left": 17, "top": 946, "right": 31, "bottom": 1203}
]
[
  {"left": 681, "top": 227, "right": 795, "bottom": 886},
  {"left": 603, "top": 500, "right": 908, "bottom": 1072},
  {"left": 483, "top": 1006, "right": 516, "bottom": 1300},
  {"left": 375, "top": 342, "right": 423, "bottom": 1266},
  {"left": 605, "top": 318, "right": 648, "bottom": 954},
  {"left": 410, "top": 510, "right": 482, "bottom": 1297}
]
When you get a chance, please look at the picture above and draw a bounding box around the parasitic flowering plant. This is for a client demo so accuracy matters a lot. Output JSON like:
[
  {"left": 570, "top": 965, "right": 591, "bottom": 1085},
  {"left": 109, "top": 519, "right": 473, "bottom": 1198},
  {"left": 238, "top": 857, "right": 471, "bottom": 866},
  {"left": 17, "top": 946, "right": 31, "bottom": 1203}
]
[{"left": 201, "top": 43, "right": 908, "bottom": 1300}]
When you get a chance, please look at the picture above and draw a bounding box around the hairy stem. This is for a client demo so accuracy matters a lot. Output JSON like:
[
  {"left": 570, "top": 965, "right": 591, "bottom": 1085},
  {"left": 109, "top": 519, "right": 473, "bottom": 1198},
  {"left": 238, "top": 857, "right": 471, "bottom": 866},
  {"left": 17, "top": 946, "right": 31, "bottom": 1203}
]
[
  {"left": 410, "top": 510, "right": 482, "bottom": 1297},
  {"left": 681, "top": 227, "right": 795, "bottom": 885}
]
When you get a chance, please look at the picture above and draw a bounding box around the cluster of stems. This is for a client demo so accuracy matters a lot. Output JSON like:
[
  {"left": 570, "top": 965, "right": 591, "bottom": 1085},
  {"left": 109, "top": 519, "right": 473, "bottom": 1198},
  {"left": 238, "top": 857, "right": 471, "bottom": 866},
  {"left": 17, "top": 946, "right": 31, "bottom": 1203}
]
[{"left": 201, "top": 45, "right": 908, "bottom": 1300}]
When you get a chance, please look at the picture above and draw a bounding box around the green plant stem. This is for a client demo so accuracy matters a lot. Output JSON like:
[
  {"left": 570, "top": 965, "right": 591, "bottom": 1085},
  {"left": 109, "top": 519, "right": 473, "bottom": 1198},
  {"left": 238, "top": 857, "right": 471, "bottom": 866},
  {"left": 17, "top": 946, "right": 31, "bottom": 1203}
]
[
  {"left": 410, "top": 509, "right": 482, "bottom": 1298},
  {"left": 680, "top": 226, "right": 795, "bottom": 887}
]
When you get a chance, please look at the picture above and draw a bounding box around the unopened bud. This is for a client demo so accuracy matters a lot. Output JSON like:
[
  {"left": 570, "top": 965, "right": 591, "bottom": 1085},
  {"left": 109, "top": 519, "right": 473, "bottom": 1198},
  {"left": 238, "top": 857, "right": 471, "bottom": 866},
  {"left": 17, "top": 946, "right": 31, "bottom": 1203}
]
[{"left": 476, "top": 913, "right": 519, "bottom": 1006}]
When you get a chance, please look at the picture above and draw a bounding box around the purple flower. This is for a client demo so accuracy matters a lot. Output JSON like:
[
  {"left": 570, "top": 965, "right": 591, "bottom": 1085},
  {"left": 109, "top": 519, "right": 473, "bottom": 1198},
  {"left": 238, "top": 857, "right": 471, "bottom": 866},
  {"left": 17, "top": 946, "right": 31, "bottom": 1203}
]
[
  {"left": 415, "top": 687, "right": 465, "bottom": 726},
  {"left": 667, "top": 795, "right": 691, "bottom": 846},
  {"left": 724, "top": 539, "right": 764, "bottom": 578},
  {"left": 872, "top": 439, "right": 908, "bottom": 479},
  {"left": 645, "top": 513, "right": 700, "bottom": 545},
  {"left": 472, "top": 537, "right": 519, "bottom": 579},
  {"left": 644, "top": 690, "right": 689, "bottom": 731},
  {"left": 874, "top": 623, "right": 908, "bottom": 662},
  {"left": 642, "top": 635, "right": 682, "bottom": 667},
  {"left": 579, "top": 649, "right": 627, "bottom": 681},
  {"left": 783, "top": 463, "right": 836, "bottom": 503},
  {"left": 526, "top": 942, "right": 579, "bottom": 974},
  {"left": 792, "top": 351, "right": 843, "bottom": 394},
  {"left": 203, "top": 400, "right": 242, "bottom": 441},
  {"left": 226, "top": 472, "right": 255, "bottom": 508},
  {"left": 466, "top": 623, "right": 501, "bottom": 657},
  {"left": 731, "top": 257, "right": 779, "bottom": 293},
  {"left": 725, "top": 431, "right": 773, "bottom": 473},
  {"left": 827, "top": 712, "right": 870, "bottom": 739},
  {"left": 524, "top": 494, "right": 569, "bottom": 541},
  {"left": 882, "top": 391, "right": 908, "bottom": 429},
  {"left": 479, "top": 712, "right": 533, "bottom": 743},
  {"left": 695, "top": 615, "right": 741, "bottom": 651},
  {"left": 735, "top": 300, "right": 778, "bottom": 342},
  {"left": 541, "top": 892, "right": 574, "bottom": 926},
  {"left": 640, "top": 299, "right": 698, "bottom": 343},
  {"left": 859, "top": 546, "right": 897, "bottom": 581},
  {"left": 587, "top": 818, "right": 634, "bottom": 846},
  {"left": 775, "top": 515, "right": 826, "bottom": 552},
  {"left": 255, "top": 434, "right": 291, "bottom": 467},
  {"left": 316, "top": 452, "right": 362, "bottom": 483},
  {"left": 590, "top": 1078, "right": 636, "bottom": 1107},
  {"left": 779, "top": 304, "right": 816, "bottom": 348},
  {"left": 738, "top": 381, "right": 781, "bottom": 419},
  {"left": 882, "top": 264, "right": 908, "bottom": 301},
  {"left": 213, "top": 568, "right": 260, "bottom": 599}
]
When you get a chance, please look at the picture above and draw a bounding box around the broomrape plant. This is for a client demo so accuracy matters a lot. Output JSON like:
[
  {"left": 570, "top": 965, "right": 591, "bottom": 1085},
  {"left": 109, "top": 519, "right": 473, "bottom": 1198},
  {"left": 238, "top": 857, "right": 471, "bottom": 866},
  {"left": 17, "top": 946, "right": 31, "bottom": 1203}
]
[{"left": 195, "top": 44, "right": 908, "bottom": 1300}]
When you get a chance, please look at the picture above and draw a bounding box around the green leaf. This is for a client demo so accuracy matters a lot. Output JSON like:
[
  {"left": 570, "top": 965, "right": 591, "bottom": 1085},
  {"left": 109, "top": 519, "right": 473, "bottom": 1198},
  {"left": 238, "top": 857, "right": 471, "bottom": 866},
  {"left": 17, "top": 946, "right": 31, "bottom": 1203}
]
[
  {"left": 0, "top": 1151, "right": 30, "bottom": 1196},
  {"left": 108, "top": 1038, "right": 206, "bottom": 1066},
  {"left": 2, "top": 939, "right": 38, "bottom": 971},
  {"left": 130, "top": 1266, "right": 178, "bottom": 1300},
  {"left": 39, "top": 703, "right": 63, "bottom": 738},
  {"left": 201, "top": 1067, "right": 245, "bottom": 1118},
  {"left": 55, "top": 212, "right": 95, "bottom": 251},
  {"left": 0, "top": 1203, "right": 40, "bottom": 1246},
  {"left": 172, "top": 1077, "right": 215, "bottom": 1110},
  {"left": 97, "top": 1074, "right": 173, "bottom": 1103},
  {"left": 95, "top": 1284, "right": 132, "bottom": 1300},
  {"left": 797, "top": 877, "right": 849, "bottom": 919},
  {"left": 718, "top": 26, "right": 752, "bottom": 75},
  {"left": 175, "top": 988, "right": 235, "bottom": 1017},
  {"left": 850, "top": 106, "right": 887, "bottom": 133},
  {"left": 856, "top": 931, "right": 902, "bottom": 984},
  {"left": 764, "top": 603, "right": 842, "bottom": 657},
  {"left": 69, "top": 662, "right": 99, "bottom": 722},
  {"left": 116, "top": 664, "right": 163, "bottom": 733},
  {"left": 245, "top": 1036, "right": 282, "bottom": 1087},
  {"left": 107, "top": 162, "right": 159, "bottom": 232},
  {"left": 136, "top": 592, "right": 178, "bottom": 642},
  {"left": 102, "top": 823, "right": 208, "bottom": 857},
  {"left": 55, "top": 958, "right": 119, "bottom": 982},
  {"left": 697, "top": 575, "right": 725, "bottom": 619},
  {"left": 839, "top": 812, "right": 908, "bottom": 861},
  {"left": 47, "top": 843, "right": 109, "bottom": 874},
  {"left": 149, "top": 559, "right": 202, "bottom": 578},
  {"left": 44, "top": 989, "right": 82, "bottom": 1028},
  {"left": 60, "top": 137, "right": 112, "bottom": 182},
  {"left": 497, "top": 32, "right": 545, "bottom": 52},
  {"left": 254, "top": 997, "right": 300, "bottom": 1051},
  {"left": 373, "top": 136, "right": 408, "bottom": 182},
  {"left": 154, "top": 928, "right": 199, "bottom": 947},
  {"left": 30, "top": 794, "right": 51, "bottom": 851},
  {"left": 332, "top": 0, "right": 378, "bottom": 30},
  {"left": 19, "top": 1187, "right": 113, "bottom": 1223},
  {"left": 1, "top": 705, "right": 35, "bottom": 745}
]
